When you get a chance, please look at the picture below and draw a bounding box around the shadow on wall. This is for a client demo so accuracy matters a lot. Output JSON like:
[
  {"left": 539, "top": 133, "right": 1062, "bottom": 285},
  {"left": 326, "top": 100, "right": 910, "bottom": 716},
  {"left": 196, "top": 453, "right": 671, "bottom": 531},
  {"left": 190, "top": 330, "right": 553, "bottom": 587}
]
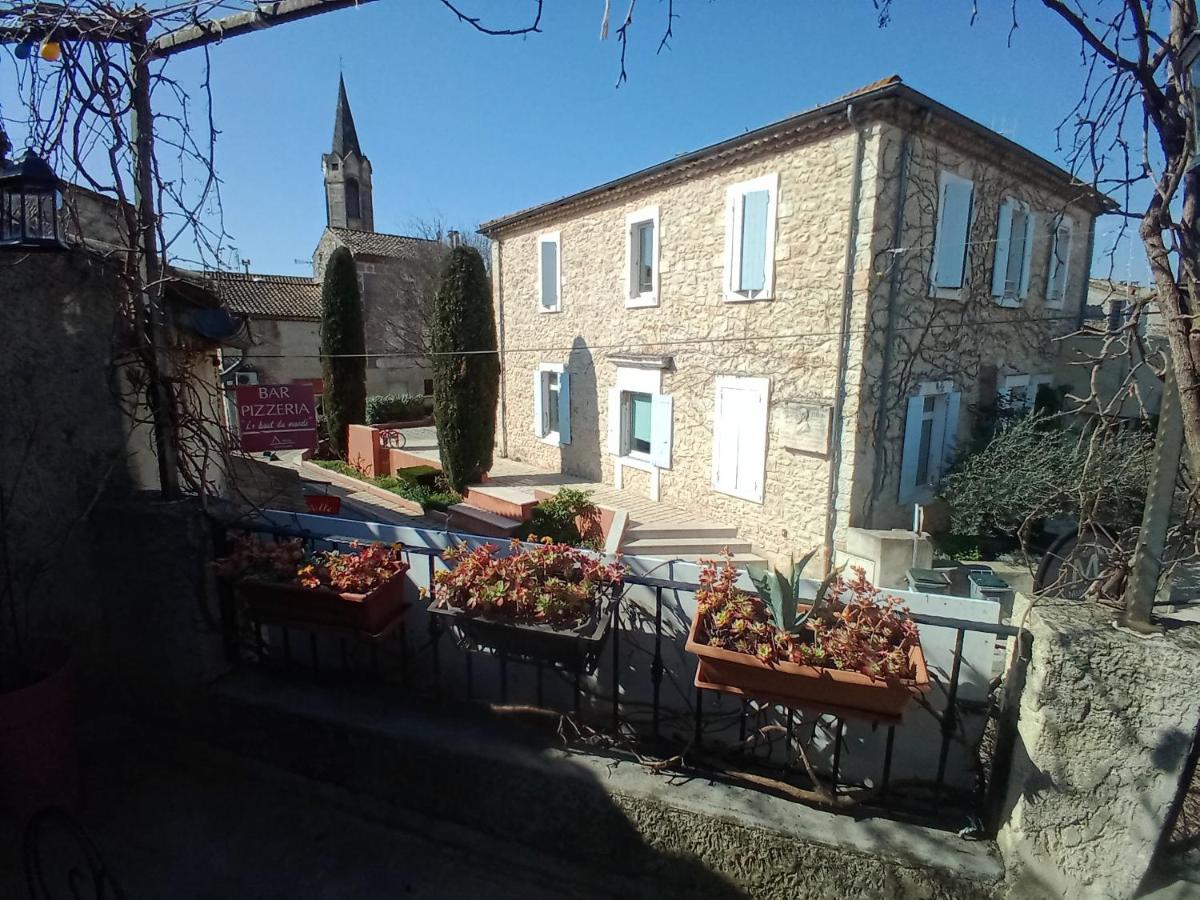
[{"left": 562, "top": 336, "right": 602, "bottom": 482}]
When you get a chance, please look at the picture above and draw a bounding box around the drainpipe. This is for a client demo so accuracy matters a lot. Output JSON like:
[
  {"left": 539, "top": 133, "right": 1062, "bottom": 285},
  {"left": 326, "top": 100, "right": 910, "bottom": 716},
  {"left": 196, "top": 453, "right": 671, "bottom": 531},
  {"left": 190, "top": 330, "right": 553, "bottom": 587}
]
[
  {"left": 822, "top": 103, "right": 867, "bottom": 573},
  {"left": 494, "top": 237, "right": 509, "bottom": 458},
  {"left": 866, "top": 123, "right": 916, "bottom": 523}
]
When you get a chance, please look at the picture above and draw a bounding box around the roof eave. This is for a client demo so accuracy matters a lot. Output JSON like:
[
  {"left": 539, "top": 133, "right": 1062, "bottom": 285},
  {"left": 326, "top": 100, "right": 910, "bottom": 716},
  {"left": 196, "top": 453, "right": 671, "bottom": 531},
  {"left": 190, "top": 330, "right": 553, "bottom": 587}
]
[{"left": 479, "top": 81, "right": 1115, "bottom": 236}]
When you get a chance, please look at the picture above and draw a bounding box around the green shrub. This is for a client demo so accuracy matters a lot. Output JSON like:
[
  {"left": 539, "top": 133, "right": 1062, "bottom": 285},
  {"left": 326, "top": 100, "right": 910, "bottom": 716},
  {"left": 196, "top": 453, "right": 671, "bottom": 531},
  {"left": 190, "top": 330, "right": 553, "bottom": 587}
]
[
  {"left": 431, "top": 246, "right": 499, "bottom": 492},
  {"left": 320, "top": 247, "right": 366, "bottom": 458},
  {"left": 366, "top": 394, "right": 427, "bottom": 424},
  {"left": 528, "top": 488, "right": 602, "bottom": 548},
  {"left": 393, "top": 465, "right": 440, "bottom": 488},
  {"left": 938, "top": 414, "right": 1154, "bottom": 539},
  {"left": 311, "top": 460, "right": 461, "bottom": 511}
]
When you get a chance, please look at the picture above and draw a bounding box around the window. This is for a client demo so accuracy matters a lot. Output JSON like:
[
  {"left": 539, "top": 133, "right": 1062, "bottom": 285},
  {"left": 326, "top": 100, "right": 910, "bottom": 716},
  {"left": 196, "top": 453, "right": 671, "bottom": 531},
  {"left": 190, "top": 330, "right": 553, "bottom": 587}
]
[
  {"left": 624, "top": 391, "right": 653, "bottom": 457},
  {"left": 930, "top": 171, "right": 974, "bottom": 298},
  {"left": 606, "top": 366, "right": 673, "bottom": 470},
  {"left": 1045, "top": 216, "right": 1074, "bottom": 308},
  {"left": 724, "top": 173, "right": 779, "bottom": 302},
  {"left": 537, "top": 232, "right": 561, "bottom": 312},
  {"left": 625, "top": 207, "right": 660, "bottom": 307},
  {"left": 991, "top": 199, "right": 1035, "bottom": 306},
  {"left": 1000, "top": 373, "right": 1053, "bottom": 411},
  {"left": 899, "top": 382, "right": 961, "bottom": 503},
  {"left": 345, "top": 178, "right": 361, "bottom": 220},
  {"left": 423, "top": 378, "right": 433, "bottom": 396},
  {"left": 711, "top": 376, "right": 770, "bottom": 503},
  {"left": 532, "top": 363, "right": 570, "bottom": 445}
]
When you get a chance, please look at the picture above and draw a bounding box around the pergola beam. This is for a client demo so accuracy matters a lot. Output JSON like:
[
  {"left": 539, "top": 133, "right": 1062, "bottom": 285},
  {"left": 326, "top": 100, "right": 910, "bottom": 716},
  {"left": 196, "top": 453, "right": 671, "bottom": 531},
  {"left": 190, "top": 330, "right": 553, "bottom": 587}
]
[{"left": 149, "top": 0, "right": 381, "bottom": 58}]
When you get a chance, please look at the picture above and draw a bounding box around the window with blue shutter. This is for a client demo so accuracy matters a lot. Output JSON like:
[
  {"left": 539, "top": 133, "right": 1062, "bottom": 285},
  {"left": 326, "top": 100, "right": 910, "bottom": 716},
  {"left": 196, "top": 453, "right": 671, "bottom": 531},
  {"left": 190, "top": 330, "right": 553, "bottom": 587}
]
[
  {"left": 739, "top": 190, "right": 769, "bottom": 292},
  {"left": 538, "top": 235, "right": 560, "bottom": 310},
  {"left": 932, "top": 172, "right": 974, "bottom": 293}
]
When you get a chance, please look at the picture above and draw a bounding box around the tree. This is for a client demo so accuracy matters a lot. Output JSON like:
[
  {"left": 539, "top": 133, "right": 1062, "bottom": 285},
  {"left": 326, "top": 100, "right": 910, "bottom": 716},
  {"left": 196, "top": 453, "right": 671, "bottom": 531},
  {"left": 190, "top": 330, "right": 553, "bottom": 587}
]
[
  {"left": 431, "top": 245, "right": 499, "bottom": 491},
  {"left": 320, "top": 246, "right": 366, "bottom": 459}
]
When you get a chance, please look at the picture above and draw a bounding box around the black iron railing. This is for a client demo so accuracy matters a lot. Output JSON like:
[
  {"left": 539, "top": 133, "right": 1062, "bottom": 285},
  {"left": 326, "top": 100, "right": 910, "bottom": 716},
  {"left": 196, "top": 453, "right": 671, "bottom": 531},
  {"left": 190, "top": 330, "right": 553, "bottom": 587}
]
[{"left": 211, "top": 518, "right": 1027, "bottom": 836}]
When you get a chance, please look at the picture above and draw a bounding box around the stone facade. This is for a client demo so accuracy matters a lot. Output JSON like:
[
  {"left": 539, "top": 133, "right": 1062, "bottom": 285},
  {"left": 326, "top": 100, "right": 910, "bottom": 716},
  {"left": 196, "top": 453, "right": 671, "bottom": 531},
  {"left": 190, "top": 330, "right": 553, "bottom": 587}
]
[{"left": 485, "top": 80, "right": 1107, "bottom": 562}]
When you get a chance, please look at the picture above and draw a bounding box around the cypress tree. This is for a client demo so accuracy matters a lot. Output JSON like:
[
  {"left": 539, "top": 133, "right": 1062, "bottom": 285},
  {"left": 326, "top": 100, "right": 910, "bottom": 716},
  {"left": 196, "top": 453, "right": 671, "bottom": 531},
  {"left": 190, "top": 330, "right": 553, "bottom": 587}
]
[
  {"left": 431, "top": 245, "right": 498, "bottom": 491},
  {"left": 320, "top": 246, "right": 366, "bottom": 459}
]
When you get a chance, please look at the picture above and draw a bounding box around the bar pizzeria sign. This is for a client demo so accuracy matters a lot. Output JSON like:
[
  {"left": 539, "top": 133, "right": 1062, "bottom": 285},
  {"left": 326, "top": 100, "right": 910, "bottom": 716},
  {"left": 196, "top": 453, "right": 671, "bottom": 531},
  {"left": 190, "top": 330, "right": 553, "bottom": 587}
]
[{"left": 235, "top": 383, "right": 318, "bottom": 452}]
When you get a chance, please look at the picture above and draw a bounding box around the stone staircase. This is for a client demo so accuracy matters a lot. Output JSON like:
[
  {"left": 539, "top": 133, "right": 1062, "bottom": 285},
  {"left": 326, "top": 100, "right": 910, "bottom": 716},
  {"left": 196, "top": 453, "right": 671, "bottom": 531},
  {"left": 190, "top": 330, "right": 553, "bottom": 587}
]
[
  {"left": 446, "top": 483, "right": 770, "bottom": 573},
  {"left": 621, "top": 521, "right": 769, "bottom": 572}
]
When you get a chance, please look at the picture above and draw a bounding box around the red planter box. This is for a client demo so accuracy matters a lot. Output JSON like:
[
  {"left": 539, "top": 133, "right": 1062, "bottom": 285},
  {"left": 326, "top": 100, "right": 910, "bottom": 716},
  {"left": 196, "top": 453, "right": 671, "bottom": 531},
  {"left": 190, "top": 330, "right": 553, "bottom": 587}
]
[
  {"left": 685, "top": 611, "right": 931, "bottom": 724},
  {"left": 241, "top": 567, "right": 410, "bottom": 636},
  {"left": 304, "top": 494, "right": 342, "bottom": 515}
]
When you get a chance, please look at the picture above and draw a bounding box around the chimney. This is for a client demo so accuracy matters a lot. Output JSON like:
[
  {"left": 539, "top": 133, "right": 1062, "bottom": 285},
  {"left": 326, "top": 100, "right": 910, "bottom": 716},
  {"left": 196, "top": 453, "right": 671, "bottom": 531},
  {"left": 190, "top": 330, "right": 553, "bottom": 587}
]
[{"left": 447, "top": 229, "right": 460, "bottom": 248}]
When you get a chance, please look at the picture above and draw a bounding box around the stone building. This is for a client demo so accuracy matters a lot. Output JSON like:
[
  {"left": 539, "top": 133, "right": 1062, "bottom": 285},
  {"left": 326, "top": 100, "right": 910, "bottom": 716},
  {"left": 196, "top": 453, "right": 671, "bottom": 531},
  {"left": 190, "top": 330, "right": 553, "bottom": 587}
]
[
  {"left": 480, "top": 75, "right": 1112, "bottom": 564},
  {"left": 212, "top": 76, "right": 441, "bottom": 400}
]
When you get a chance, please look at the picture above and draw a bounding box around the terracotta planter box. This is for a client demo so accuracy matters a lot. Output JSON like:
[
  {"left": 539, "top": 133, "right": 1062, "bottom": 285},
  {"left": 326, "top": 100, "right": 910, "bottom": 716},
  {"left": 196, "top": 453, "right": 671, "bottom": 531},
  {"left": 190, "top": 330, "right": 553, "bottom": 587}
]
[
  {"left": 241, "top": 567, "right": 410, "bottom": 636},
  {"left": 427, "top": 593, "right": 613, "bottom": 674},
  {"left": 686, "top": 611, "right": 931, "bottom": 723}
]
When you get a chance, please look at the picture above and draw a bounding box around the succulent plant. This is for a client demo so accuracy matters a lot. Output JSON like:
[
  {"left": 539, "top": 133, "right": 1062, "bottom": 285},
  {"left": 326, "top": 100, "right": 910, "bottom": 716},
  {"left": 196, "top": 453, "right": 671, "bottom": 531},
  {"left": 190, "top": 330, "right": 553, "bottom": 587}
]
[{"left": 750, "top": 548, "right": 844, "bottom": 637}]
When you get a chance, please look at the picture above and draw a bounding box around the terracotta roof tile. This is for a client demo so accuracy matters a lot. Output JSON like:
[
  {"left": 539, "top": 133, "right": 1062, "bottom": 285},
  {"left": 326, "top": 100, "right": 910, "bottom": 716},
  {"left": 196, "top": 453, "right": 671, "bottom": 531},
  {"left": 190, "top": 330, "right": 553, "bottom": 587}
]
[
  {"left": 192, "top": 271, "right": 322, "bottom": 320},
  {"left": 328, "top": 227, "right": 439, "bottom": 260}
]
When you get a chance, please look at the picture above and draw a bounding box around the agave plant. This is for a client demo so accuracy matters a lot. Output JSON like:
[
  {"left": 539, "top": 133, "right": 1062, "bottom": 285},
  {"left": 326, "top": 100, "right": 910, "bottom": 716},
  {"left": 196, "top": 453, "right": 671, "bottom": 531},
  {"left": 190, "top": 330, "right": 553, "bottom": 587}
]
[{"left": 750, "top": 548, "right": 844, "bottom": 637}]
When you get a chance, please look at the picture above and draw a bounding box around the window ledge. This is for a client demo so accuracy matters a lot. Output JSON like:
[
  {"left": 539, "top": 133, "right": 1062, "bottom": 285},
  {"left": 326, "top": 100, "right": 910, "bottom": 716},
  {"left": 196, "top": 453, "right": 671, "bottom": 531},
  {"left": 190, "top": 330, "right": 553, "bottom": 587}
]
[
  {"left": 712, "top": 483, "right": 764, "bottom": 505},
  {"left": 537, "top": 432, "right": 562, "bottom": 447},
  {"left": 538, "top": 305, "right": 561, "bottom": 314},
  {"left": 929, "top": 287, "right": 964, "bottom": 301},
  {"left": 614, "top": 454, "right": 655, "bottom": 472},
  {"left": 625, "top": 293, "right": 659, "bottom": 309},
  {"left": 723, "top": 290, "right": 773, "bottom": 304}
]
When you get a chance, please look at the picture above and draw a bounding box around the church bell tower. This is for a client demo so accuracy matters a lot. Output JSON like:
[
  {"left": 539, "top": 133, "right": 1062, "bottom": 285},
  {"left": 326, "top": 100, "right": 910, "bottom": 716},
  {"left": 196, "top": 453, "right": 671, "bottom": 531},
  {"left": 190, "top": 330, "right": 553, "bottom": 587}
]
[{"left": 322, "top": 75, "right": 374, "bottom": 232}]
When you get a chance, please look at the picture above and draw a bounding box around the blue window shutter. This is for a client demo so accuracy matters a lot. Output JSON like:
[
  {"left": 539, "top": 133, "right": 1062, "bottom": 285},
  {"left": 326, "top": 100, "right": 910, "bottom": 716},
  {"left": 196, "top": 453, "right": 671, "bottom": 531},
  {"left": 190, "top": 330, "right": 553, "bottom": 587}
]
[
  {"left": 739, "top": 190, "right": 769, "bottom": 292},
  {"left": 540, "top": 241, "right": 558, "bottom": 308},
  {"left": 532, "top": 370, "right": 544, "bottom": 436},
  {"left": 934, "top": 179, "right": 972, "bottom": 290},
  {"left": 558, "top": 372, "right": 571, "bottom": 445},
  {"left": 991, "top": 201, "right": 1013, "bottom": 297},
  {"left": 898, "top": 395, "right": 925, "bottom": 503}
]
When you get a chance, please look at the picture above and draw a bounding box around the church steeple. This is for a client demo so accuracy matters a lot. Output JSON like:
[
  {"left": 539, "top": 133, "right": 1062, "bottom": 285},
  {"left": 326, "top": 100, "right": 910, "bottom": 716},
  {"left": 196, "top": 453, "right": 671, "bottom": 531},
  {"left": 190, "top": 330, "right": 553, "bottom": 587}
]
[{"left": 322, "top": 75, "right": 373, "bottom": 232}]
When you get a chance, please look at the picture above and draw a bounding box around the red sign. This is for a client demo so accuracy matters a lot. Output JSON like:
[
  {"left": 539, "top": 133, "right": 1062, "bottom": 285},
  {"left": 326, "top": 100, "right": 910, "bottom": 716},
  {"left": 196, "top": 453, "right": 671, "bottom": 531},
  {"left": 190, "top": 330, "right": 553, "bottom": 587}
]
[
  {"left": 236, "top": 383, "right": 318, "bottom": 452},
  {"left": 304, "top": 494, "right": 342, "bottom": 515}
]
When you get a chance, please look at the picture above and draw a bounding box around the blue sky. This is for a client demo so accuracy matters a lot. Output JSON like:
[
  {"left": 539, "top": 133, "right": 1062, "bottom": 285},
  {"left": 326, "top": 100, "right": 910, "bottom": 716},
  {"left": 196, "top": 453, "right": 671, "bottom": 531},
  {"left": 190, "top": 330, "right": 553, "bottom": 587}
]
[{"left": 5, "top": 2, "right": 1149, "bottom": 280}]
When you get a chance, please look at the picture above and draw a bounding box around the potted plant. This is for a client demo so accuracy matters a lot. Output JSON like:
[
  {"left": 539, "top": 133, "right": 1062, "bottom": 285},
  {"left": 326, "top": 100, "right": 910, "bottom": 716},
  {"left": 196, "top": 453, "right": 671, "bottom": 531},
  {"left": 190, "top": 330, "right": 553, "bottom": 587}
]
[
  {"left": 686, "top": 553, "right": 930, "bottom": 722},
  {"left": 218, "top": 537, "right": 411, "bottom": 635},
  {"left": 427, "top": 538, "right": 625, "bottom": 672}
]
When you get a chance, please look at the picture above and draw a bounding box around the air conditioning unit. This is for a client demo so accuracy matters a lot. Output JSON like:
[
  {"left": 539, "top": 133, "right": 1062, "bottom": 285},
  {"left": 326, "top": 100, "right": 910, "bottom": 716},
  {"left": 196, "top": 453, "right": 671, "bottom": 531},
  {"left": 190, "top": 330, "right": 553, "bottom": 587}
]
[{"left": 234, "top": 371, "right": 259, "bottom": 386}]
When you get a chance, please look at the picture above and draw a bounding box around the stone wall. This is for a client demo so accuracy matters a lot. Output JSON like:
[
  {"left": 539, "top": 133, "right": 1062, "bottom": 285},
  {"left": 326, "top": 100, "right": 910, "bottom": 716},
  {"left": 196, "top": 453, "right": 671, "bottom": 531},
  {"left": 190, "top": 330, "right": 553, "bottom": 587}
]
[
  {"left": 851, "top": 120, "right": 1096, "bottom": 530},
  {"left": 493, "top": 125, "right": 876, "bottom": 559},
  {"left": 492, "top": 108, "right": 1098, "bottom": 560},
  {"left": 997, "top": 595, "right": 1200, "bottom": 899}
]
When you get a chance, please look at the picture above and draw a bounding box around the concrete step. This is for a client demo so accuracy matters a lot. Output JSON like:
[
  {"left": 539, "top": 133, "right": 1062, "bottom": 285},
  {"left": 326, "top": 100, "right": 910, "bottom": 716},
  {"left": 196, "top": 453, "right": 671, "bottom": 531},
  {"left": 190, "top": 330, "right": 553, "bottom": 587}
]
[
  {"left": 677, "top": 552, "right": 770, "bottom": 573},
  {"left": 622, "top": 536, "right": 753, "bottom": 557},
  {"left": 624, "top": 521, "right": 740, "bottom": 541},
  {"left": 465, "top": 486, "right": 539, "bottom": 521},
  {"left": 446, "top": 503, "right": 525, "bottom": 539}
]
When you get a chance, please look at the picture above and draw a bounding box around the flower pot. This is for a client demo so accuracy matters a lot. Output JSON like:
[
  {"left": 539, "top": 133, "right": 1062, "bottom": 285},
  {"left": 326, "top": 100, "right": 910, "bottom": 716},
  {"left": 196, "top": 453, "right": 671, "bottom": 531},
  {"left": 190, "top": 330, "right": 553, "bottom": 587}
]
[
  {"left": 304, "top": 494, "right": 342, "bottom": 515},
  {"left": 427, "top": 595, "right": 613, "bottom": 674},
  {"left": 241, "top": 567, "right": 410, "bottom": 636},
  {"left": 685, "top": 613, "right": 931, "bottom": 723},
  {"left": 0, "top": 642, "right": 79, "bottom": 813}
]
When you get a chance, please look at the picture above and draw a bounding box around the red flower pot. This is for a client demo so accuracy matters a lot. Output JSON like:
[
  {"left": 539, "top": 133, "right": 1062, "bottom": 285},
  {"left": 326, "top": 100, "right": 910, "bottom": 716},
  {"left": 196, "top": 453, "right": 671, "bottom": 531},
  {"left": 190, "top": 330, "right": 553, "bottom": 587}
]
[
  {"left": 304, "top": 494, "right": 342, "bottom": 515},
  {"left": 685, "top": 613, "right": 931, "bottom": 724},
  {"left": 0, "top": 643, "right": 79, "bottom": 814},
  {"left": 241, "top": 566, "right": 410, "bottom": 636}
]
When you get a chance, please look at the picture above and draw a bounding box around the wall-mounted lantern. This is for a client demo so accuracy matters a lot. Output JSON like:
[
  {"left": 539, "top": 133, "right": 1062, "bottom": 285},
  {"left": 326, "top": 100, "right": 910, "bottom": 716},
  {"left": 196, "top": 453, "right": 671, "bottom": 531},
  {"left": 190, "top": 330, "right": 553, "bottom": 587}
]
[{"left": 0, "top": 149, "right": 66, "bottom": 252}]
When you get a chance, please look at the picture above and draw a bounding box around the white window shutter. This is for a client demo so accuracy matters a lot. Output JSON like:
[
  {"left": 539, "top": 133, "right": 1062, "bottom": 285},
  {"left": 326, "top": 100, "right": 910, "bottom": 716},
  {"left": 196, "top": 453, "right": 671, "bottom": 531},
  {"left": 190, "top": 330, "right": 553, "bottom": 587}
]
[
  {"left": 1018, "top": 212, "right": 1035, "bottom": 298},
  {"left": 558, "top": 371, "right": 571, "bottom": 445},
  {"left": 898, "top": 395, "right": 925, "bottom": 503},
  {"left": 532, "top": 370, "right": 544, "bottom": 437},
  {"left": 1046, "top": 219, "right": 1073, "bottom": 307},
  {"left": 940, "top": 391, "right": 961, "bottom": 476},
  {"left": 607, "top": 388, "right": 621, "bottom": 455},
  {"left": 650, "top": 393, "right": 673, "bottom": 469},
  {"left": 991, "top": 201, "right": 1013, "bottom": 298}
]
